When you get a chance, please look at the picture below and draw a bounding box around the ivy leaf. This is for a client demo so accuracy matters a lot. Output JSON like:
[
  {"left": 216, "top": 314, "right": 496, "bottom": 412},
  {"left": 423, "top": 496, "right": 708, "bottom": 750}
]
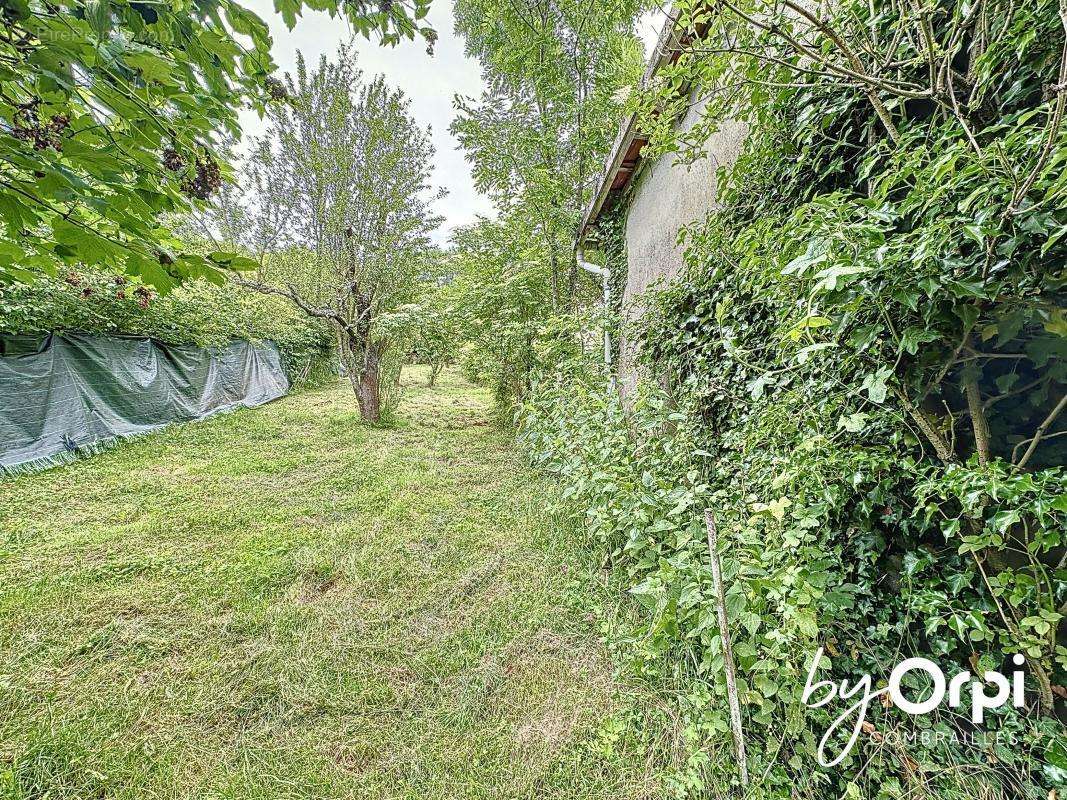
[
  {"left": 747, "top": 372, "right": 775, "bottom": 399},
  {"left": 794, "top": 610, "right": 819, "bottom": 638},
  {"left": 782, "top": 246, "right": 826, "bottom": 276},
  {"left": 946, "top": 571, "right": 971, "bottom": 593},
  {"left": 860, "top": 367, "right": 892, "bottom": 403},
  {"left": 794, "top": 342, "right": 836, "bottom": 363},
  {"left": 903, "top": 550, "right": 931, "bottom": 576},
  {"left": 992, "top": 509, "right": 1022, "bottom": 533},
  {"left": 1044, "top": 309, "right": 1067, "bottom": 337},
  {"left": 812, "top": 264, "right": 871, "bottom": 292},
  {"left": 955, "top": 304, "right": 980, "bottom": 329},
  {"left": 838, "top": 412, "right": 868, "bottom": 433},
  {"left": 900, "top": 327, "right": 939, "bottom": 355},
  {"left": 1046, "top": 738, "right": 1067, "bottom": 769}
]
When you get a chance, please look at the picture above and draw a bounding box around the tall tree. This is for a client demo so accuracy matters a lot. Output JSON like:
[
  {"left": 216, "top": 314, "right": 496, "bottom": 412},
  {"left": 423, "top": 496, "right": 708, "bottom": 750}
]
[
  {"left": 0, "top": 0, "right": 434, "bottom": 289},
  {"left": 235, "top": 48, "right": 442, "bottom": 422},
  {"left": 451, "top": 0, "right": 645, "bottom": 309}
]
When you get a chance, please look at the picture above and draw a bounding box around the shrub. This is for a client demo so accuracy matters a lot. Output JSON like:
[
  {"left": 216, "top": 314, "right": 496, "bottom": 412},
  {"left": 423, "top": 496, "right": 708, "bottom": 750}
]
[
  {"left": 521, "top": 0, "right": 1067, "bottom": 792},
  {"left": 0, "top": 269, "right": 333, "bottom": 383},
  {"left": 522, "top": 361, "right": 1065, "bottom": 797}
]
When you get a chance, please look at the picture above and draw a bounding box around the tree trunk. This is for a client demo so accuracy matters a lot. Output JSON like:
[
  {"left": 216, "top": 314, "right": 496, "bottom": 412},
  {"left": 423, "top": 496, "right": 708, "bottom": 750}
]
[
  {"left": 356, "top": 342, "right": 382, "bottom": 421},
  {"left": 336, "top": 325, "right": 382, "bottom": 423}
]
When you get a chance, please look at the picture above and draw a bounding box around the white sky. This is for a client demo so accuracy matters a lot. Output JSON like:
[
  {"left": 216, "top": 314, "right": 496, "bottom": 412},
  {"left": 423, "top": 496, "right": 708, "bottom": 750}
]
[{"left": 236, "top": 1, "right": 667, "bottom": 245}]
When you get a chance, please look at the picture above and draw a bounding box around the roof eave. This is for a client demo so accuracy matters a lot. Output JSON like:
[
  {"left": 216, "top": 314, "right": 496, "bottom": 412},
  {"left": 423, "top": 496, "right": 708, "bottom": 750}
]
[{"left": 577, "top": 8, "right": 684, "bottom": 248}]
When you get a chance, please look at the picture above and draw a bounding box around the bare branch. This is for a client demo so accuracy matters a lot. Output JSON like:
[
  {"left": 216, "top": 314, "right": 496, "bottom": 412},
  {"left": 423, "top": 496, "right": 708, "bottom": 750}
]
[
  {"left": 231, "top": 275, "right": 359, "bottom": 338},
  {"left": 1013, "top": 392, "right": 1067, "bottom": 470}
]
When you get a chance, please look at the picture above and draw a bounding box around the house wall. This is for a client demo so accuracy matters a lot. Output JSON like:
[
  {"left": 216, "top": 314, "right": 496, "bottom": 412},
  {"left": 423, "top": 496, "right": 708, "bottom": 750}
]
[{"left": 617, "top": 97, "right": 746, "bottom": 396}]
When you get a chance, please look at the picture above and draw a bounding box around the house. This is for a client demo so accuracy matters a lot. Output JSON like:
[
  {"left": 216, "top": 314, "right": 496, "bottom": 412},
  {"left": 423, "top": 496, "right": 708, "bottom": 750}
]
[{"left": 578, "top": 11, "right": 747, "bottom": 397}]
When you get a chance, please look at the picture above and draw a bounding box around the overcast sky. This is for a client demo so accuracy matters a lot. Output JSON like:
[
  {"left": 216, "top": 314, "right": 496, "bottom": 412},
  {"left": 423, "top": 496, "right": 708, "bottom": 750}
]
[{"left": 237, "top": 1, "right": 667, "bottom": 244}]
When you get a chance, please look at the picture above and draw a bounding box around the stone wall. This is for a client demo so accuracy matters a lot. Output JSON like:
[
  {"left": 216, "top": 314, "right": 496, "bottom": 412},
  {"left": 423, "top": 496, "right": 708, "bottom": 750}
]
[{"left": 617, "top": 96, "right": 746, "bottom": 396}]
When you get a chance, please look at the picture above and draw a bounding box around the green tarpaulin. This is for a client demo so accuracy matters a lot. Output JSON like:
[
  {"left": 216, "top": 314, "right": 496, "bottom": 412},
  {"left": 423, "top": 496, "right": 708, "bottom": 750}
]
[{"left": 0, "top": 332, "right": 289, "bottom": 474}]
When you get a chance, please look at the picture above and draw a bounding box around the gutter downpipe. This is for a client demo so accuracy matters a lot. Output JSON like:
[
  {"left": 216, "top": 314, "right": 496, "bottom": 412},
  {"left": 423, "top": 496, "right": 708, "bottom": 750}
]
[{"left": 576, "top": 247, "right": 615, "bottom": 394}]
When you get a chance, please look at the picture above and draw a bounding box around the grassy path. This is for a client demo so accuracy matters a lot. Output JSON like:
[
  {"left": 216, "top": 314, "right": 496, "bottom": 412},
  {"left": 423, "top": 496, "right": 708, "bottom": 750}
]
[{"left": 0, "top": 368, "right": 657, "bottom": 800}]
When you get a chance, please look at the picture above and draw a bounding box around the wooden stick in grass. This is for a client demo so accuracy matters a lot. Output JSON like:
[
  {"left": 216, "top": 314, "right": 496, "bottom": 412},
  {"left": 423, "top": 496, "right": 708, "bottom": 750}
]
[{"left": 704, "top": 509, "right": 750, "bottom": 788}]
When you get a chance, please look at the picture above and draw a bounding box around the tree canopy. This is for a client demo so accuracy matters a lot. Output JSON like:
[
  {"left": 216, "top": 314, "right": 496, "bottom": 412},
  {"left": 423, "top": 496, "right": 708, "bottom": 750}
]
[
  {"left": 0, "top": 0, "right": 434, "bottom": 289},
  {"left": 452, "top": 0, "right": 644, "bottom": 308},
  {"left": 225, "top": 47, "right": 442, "bottom": 420}
]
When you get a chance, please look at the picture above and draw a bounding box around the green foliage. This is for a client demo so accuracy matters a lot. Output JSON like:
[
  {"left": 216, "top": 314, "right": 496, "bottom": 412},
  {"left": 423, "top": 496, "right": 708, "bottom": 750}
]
[
  {"left": 0, "top": 0, "right": 434, "bottom": 288},
  {"left": 449, "top": 0, "right": 646, "bottom": 410},
  {"left": 523, "top": 0, "right": 1067, "bottom": 795},
  {"left": 397, "top": 296, "right": 463, "bottom": 386},
  {"left": 221, "top": 47, "right": 443, "bottom": 420},
  {"left": 595, "top": 201, "right": 627, "bottom": 365},
  {"left": 445, "top": 216, "right": 558, "bottom": 408},
  {"left": 452, "top": 0, "right": 644, "bottom": 239},
  {"left": 442, "top": 216, "right": 599, "bottom": 421},
  {"left": 0, "top": 267, "right": 332, "bottom": 379},
  {"left": 522, "top": 369, "right": 1066, "bottom": 798}
]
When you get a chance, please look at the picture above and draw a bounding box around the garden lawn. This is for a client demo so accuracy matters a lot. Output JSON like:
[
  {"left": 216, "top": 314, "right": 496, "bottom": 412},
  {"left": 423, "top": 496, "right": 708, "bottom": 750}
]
[{"left": 0, "top": 367, "right": 659, "bottom": 800}]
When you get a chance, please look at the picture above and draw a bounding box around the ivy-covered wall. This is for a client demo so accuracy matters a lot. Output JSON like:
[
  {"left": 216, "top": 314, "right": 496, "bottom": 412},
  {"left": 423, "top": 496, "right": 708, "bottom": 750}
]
[
  {"left": 522, "top": 0, "right": 1066, "bottom": 795},
  {"left": 594, "top": 84, "right": 746, "bottom": 397}
]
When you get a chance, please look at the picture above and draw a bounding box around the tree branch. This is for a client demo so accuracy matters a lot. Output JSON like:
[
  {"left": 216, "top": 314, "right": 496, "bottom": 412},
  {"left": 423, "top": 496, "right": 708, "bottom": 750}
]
[
  {"left": 1005, "top": 1, "right": 1067, "bottom": 216},
  {"left": 893, "top": 387, "right": 957, "bottom": 463},
  {"left": 1012, "top": 392, "right": 1067, "bottom": 470},
  {"left": 962, "top": 370, "right": 992, "bottom": 467},
  {"left": 232, "top": 275, "right": 359, "bottom": 339}
]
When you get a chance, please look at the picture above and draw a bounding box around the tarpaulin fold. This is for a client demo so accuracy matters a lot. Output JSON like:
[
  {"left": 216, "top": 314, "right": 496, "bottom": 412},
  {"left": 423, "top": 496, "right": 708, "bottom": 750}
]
[{"left": 0, "top": 332, "right": 289, "bottom": 474}]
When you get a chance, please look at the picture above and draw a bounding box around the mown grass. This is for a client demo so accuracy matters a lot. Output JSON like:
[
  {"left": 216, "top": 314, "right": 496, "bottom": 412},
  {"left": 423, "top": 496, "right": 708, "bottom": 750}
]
[{"left": 0, "top": 367, "right": 662, "bottom": 800}]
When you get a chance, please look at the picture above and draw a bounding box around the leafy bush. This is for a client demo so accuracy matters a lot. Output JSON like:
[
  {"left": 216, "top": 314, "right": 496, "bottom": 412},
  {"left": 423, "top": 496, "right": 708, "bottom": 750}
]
[
  {"left": 2, "top": 0, "right": 433, "bottom": 288},
  {"left": 522, "top": 364, "right": 1065, "bottom": 798},
  {"left": 443, "top": 217, "right": 560, "bottom": 411},
  {"left": 0, "top": 269, "right": 333, "bottom": 383},
  {"left": 521, "top": 0, "right": 1067, "bottom": 794}
]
